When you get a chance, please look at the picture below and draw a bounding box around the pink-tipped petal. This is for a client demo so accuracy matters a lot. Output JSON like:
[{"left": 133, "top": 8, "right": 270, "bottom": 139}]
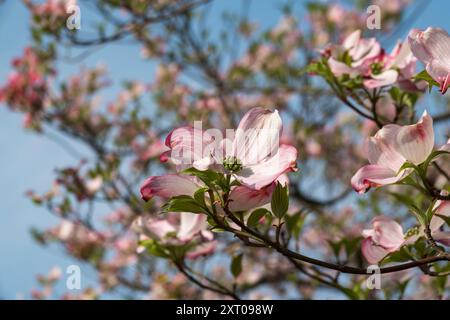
[
  {"left": 426, "top": 60, "right": 450, "bottom": 94},
  {"left": 362, "top": 237, "right": 389, "bottom": 265},
  {"left": 391, "top": 40, "right": 414, "bottom": 69},
  {"left": 228, "top": 184, "right": 275, "bottom": 212},
  {"left": 411, "top": 28, "right": 450, "bottom": 63},
  {"left": 351, "top": 164, "right": 401, "bottom": 194},
  {"left": 364, "top": 70, "right": 399, "bottom": 88},
  {"left": 165, "top": 126, "right": 215, "bottom": 171},
  {"left": 232, "top": 107, "right": 282, "bottom": 165},
  {"left": 408, "top": 28, "right": 434, "bottom": 64},
  {"left": 328, "top": 58, "right": 356, "bottom": 77},
  {"left": 409, "top": 28, "right": 450, "bottom": 94},
  {"left": 394, "top": 111, "right": 434, "bottom": 165},
  {"left": 350, "top": 37, "right": 381, "bottom": 66},
  {"left": 370, "top": 216, "right": 405, "bottom": 252},
  {"left": 177, "top": 213, "right": 208, "bottom": 241},
  {"left": 140, "top": 174, "right": 200, "bottom": 201},
  {"left": 236, "top": 144, "right": 297, "bottom": 190},
  {"left": 343, "top": 30, "right": 361, "bottom": 50},
  {"left": 367, "top": 124, "right": 405, "bottom": 172},
  {"left": 145, "top": 220, "right": 177, "bottom": 241}
]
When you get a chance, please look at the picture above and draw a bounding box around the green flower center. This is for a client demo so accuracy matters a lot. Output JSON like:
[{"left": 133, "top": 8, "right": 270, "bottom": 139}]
[
  {"left": 370, "top": 62, "right": 383, "bottom": 75},
  {"left": 405, "top": 226, "right": 420, "bottom": 239},
  {"left": 222, "top": 156, "right": 243, "bottom": 173}
]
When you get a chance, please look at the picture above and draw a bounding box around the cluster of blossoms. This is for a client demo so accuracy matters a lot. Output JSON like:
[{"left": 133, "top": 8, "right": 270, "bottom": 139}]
[
  {"left": 4, "top": 0, "right": 450, "bottom": 300},
  {"left": 352, "top": 110, "right": 450, "bottom": 263},
  {"left": 24, "top": 0, "right": 78, "bottom": 35},
  {"left": 138, "top": 107, "right": 298, "bottom": 257},
  {"left": 0, "top": 47, "right": 52, "bottom": 129},
  {"left": 322, "top": 29, "right": 424, "bottom": 91},
  {"left": 137, "top": 27, "right": 450, "bottom": 270}
]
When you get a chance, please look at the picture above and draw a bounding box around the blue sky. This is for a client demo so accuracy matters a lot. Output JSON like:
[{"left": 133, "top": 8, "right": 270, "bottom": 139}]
[{"left": 0, "top": 0, "right": 449, "bottom": 299}]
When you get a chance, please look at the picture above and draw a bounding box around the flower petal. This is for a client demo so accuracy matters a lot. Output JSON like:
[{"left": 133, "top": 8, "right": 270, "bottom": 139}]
[
  {"left": 430, "top": 200, "right": 450, "bottom": 232},
  {"left": 145, "top": 220, "right": 177, "bottom": 241},
  {"left": 362, "top": 237, "right": 389, "bottom": 265},
  {"left": 177, "top": 213, "right": 209, "bottom": 241},
  {"left": 367, "top": 124, "right": 405, "bottom": 172},
  {"left": 371, "top": 216, "right": 405, "bottom": 251},
  {"left": 140, "top": 174, "right": 201, "bottom": 201},
  {"left": 364, "top": 70, "right": 398, "bottom": 88},
  {"left": 343, "top": 30, "right": 361, "bottom": 51},
  {"left": 229, "top": 184, "right": 275, "bottom": 212},
  {"left": 409, "top": 27, "right": 450, "bottom": 93},
  {"left": 351, "top": 164, "right": 402, "bottom": 194},
  {"left": 236, "top": 144, "right": 297, "bottom": 190},
  {"left": 328, "top": 57, "right": 356, "bottom": 77},
  {"left": 433, "top": 231, "right": 450, "bottom": 246},
  {"left": 394, "top": 110, "right": 434, "bottom": 164},
  {"left": 232, "top": 107, "right": 282, "bottom": 165},
  {"left": 350, "top": 37, "right": 381, "bottom": 66},
  {"left": 165, "top": 126, "right": 216, "bottom": 171},
  {"left": 408, "top": 28, "right": 434, "bottom": 64},
  {"left": 391, "top": 40, "right": 414, "bottom": 70},
  {"left": 426, "top": 59, "right": 450, "bottom": 94},
  {"left": 409, "top": 27, "right": 450, "bottom": 65}
]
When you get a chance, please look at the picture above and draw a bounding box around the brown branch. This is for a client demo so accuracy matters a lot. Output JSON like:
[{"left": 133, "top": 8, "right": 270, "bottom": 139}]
[
  {"left": 175, "top": 262, "right": 240, "bottom": 300},
  {"left": 222, "top": 205, "right": 450, "bottom": 275}
]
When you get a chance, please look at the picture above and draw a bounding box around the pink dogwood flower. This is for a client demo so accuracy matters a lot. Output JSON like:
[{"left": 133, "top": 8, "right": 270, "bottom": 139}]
[
  {"left": 409, "top": 27, "right": 450, "bottom": 94},
  {"left": 351, "top": 111, "right": 434, "bottom": 193},
  {"left": 325, "top": 30, "right": 421, "bottom": 90},
  {"left": 362, "top": 216, "right": 405, "bottom": 265},
  {"left": 326, "top": 30, "right": 381, "bottom": 78},
  {"left": 163, "top": 107, "right": 298, "bottom": 190},
  {"left": 362, "top": 202, "right": 450, "bottom": 264}
]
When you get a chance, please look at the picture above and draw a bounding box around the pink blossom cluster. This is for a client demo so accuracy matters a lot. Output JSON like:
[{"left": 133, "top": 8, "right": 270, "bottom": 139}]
[{"left": 323, "top": 30, "right": 424, "bottom": 90}]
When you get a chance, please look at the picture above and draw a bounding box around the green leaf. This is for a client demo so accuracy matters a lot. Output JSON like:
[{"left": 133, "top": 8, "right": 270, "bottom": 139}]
[
  {"left": 247, "top": 208, "right": 270, "bottom": 227},
  {"left": 162, "top": 195, "right": 208, "bottom": 214},
  {"left": 409, "top": 206, "right": 427, "bottom": 228},
  {"left": 138, "top": 239, "right": 170, "bottom": 258},
  {"left": 285, "top": 210, "right": 307, "bottom": 238},
  {"left": 422, "top": 150, "right": 450, "bottom": 171},
  {"left": 327, "top": 239, "right": 343, "bottom": 259},
  {"left": 389, "top": 86, "right": 402, "bottom": 102},
  {"left": 193, "top": 187, "right": 208, "bottom": 208},
  {"left": 381, "top": 247, "right": 412, "bottom": 264},
  {"left": 182, "top": 168, "right": 223, "bottom": 188},
  {"left": 397, "top": 161, "right": 419, "bottom": 176},
  {"left": 341, "top": 287, "right": 360, "bottom": 300},
  {"left": 230, "top": 254, "right": 243, "bottom": 278},
  {"left": 271, "top": 182, "right": 289, "bottom": 219},
  {"left": 414, "top": 70, "right": 439, "bottom": 92}
]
